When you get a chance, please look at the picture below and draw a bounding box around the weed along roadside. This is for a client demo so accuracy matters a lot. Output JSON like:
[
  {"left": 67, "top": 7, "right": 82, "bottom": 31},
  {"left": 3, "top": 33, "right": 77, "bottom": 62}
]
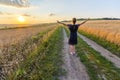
[
  {"left": 76, "top": 34, "right": 120, "bottom": 80},
  {"left": 7, "top": 26, "right": 64, "bottom": 80},
  {"left": 79, "top": 28, "right": 120, "bottom": 58}
]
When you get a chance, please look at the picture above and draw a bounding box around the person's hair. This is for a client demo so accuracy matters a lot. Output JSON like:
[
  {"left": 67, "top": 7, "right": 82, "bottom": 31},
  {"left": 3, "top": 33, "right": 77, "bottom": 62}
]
[{"left": 72, "top": 18, "right": 76, "bottom": 24}]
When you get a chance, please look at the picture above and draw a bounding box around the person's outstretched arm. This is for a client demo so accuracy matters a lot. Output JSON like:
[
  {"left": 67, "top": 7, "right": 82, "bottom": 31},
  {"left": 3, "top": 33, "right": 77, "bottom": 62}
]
[
  {"left": 57, "top": 21, "right": 67, "bottom": 26},
  {"left": 79, "top": 19, "right": 89, "bottom": 26}
]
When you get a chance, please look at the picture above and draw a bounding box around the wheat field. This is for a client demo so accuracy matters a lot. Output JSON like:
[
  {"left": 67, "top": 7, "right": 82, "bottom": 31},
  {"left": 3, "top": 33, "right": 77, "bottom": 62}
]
[
  {"left": 0, "top": 25, "right": 55, "bottom": 47},
  {"left": 79, "top": 20, "right": 120, "bottom": 45}
]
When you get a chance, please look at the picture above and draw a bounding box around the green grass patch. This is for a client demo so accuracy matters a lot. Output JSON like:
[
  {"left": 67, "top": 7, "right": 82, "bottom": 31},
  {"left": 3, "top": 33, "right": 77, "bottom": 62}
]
[
  {"left": 76, "top": 34, "right": 120, "bottom": 80},
  {"left": 8, "top": 27, "right": 64, "bottom": 80},
  {"left": 79, "top": 30, "right": 120, "bottom": 57}
]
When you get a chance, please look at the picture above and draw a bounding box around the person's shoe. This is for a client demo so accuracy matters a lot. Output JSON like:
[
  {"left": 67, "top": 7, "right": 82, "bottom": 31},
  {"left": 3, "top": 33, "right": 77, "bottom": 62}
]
[
  {"left": 73, "top": 52, "right": 77, "bottom": 57},
  {"left": 70, "top": 52, "right": 73, "bottom": 55}
]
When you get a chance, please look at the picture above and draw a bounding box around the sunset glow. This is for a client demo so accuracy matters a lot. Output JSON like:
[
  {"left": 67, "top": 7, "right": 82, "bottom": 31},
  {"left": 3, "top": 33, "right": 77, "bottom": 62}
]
[{"left": 18, "top": 16, "right": 25, "bottom": 23}]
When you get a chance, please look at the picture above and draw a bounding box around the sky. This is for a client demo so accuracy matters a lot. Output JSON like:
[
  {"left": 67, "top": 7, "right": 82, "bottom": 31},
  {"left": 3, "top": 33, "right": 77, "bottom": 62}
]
[{"left": 0, "top": 0, "right": 120, "bottom": 24}]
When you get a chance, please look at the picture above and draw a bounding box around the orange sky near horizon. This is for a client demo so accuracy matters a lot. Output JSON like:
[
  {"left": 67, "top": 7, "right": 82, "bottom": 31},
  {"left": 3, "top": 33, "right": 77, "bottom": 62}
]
[
  {"left": 0, "top": 14, "right": 66, "bottom": 24},
  {"left": 0, "top": 16, "right": 53, "bottom": 24}
]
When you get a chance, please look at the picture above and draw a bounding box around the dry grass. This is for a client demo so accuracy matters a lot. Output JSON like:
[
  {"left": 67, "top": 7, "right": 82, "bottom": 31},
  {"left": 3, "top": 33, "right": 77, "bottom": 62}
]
[
  {"left": 79, "top": 20, "right": 120, "bottom": 45},
  {"left": 0, "top": 25, "right": 55, "bottom": 47},
  {"left": 0, "top": 24, "right": 56, "bottom": 79}
]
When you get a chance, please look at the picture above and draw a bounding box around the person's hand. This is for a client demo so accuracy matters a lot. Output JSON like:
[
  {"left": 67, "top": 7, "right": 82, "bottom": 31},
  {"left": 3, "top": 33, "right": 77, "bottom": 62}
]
[
  {"left": 87, "top": 18, "right": 90, "bottom": 21},
  {"left": 84, "top": 18, "right": 89, "bottom": 22},
  {"left": 57, "top": 20, "right": 59, "bottom": 23}
]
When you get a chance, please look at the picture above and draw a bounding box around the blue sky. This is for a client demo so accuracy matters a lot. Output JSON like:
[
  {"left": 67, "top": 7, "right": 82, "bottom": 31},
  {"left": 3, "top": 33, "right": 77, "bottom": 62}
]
[{"left": 0, "top": 0, "right": 120, "bottom": 24}]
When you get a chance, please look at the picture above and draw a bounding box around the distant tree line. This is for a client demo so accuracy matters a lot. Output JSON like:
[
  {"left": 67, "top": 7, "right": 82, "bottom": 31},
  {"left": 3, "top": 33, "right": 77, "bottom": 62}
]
[
  {"left": 77, "top": 18, "right": 120, "bottom": 20},
  {"left": 61, "top": 18, "right": 120, "bottom": 22}
]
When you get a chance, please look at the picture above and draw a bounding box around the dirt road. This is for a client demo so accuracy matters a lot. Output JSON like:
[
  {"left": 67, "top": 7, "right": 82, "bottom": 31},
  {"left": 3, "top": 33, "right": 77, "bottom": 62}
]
[
  {"left": 78, "top": 33, "right": 120, "bottom": 68},
  {"left": 60, "top": 29, "right": 89, "bottom": 80}
]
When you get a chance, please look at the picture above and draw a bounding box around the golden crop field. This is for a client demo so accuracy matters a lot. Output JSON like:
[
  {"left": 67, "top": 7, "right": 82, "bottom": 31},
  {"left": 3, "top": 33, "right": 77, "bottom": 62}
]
[
  {"left": 0, "top": 25, "right": 55, "bottom": 48},
  {"left": 0, "top": 24, "right": 57, "bottom": 78},
  {"left": 79, "top": 20, "right": 120, "bottom": 45}
]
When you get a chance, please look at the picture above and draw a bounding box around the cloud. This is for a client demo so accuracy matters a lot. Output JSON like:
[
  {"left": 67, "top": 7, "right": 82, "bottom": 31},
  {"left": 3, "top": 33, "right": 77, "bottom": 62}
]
[
  {"left": 0, "top": 0, "right": 30, "bottom": 8},
  {"left": 5, "top": 12, "right": 13, "bottom": 15},
  {"left": 22, "top": 14, "right": 31, "bottom": 17},
  {"left": 0, "top": 11, "right": 3, "bottom": 15},
  {"left": 0, "top": 11, "right": 13, "bottom": 15},
  {"left": 0, "top": 11, "right": 36, "bottom": 19},
  {"left": 22, "top": 13, "right": 37, "bottom": 19},
  {"left": 22, "top": 13, "right": 36, "bottom": 18},
  {"left": 49, "top": 13, "right": 56, "bottom": 17}
]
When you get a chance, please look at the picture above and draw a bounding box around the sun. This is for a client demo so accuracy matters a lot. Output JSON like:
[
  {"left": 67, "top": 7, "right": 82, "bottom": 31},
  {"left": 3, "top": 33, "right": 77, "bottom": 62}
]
[{"left": 18, "top": 16, "right": 26, "bottom": 23}]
